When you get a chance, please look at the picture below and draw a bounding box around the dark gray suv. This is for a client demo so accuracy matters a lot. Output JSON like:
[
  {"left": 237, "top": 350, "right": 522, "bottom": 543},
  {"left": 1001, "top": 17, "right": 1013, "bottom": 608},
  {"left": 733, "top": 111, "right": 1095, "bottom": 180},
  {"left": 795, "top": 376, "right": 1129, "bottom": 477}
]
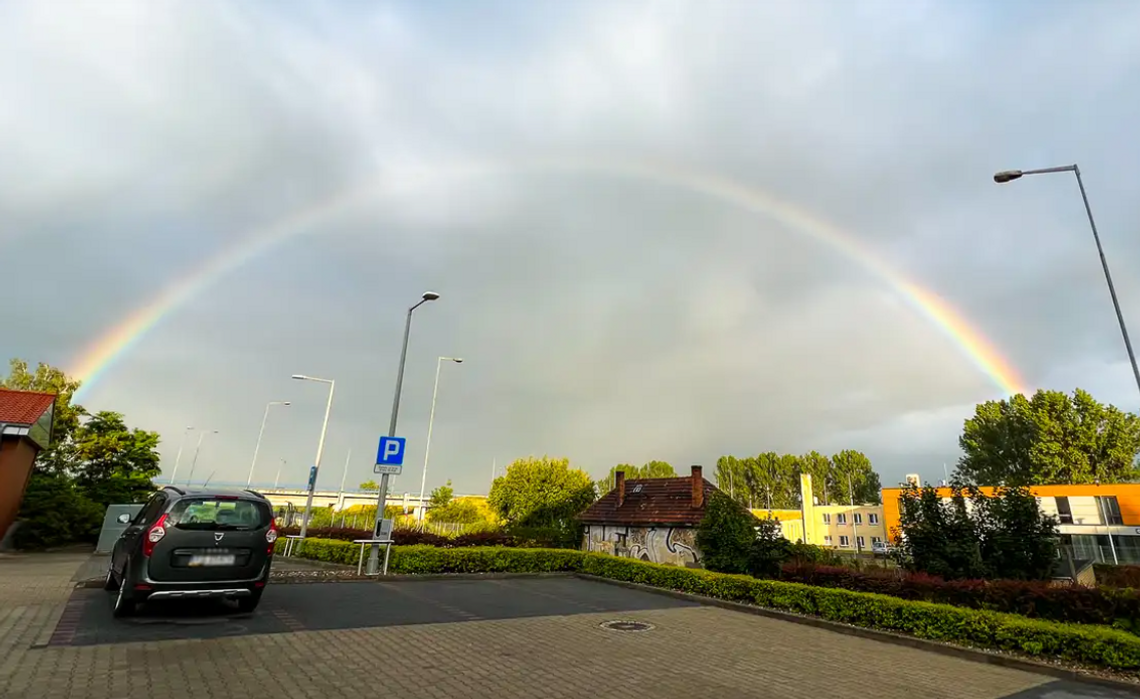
[{"left": 104, "top": 486, "right": 278, "bottom": 617}]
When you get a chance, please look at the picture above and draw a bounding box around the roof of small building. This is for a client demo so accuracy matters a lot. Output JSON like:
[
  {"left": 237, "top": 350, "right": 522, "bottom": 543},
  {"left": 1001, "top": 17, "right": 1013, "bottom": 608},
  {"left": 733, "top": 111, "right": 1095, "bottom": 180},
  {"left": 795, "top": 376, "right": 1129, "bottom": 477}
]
[
  {"left": 579, "top": 476, "right": 743, "bottom": 527},
  {"left": 0, "top": 388, "right": 56, "bottom": 426}
]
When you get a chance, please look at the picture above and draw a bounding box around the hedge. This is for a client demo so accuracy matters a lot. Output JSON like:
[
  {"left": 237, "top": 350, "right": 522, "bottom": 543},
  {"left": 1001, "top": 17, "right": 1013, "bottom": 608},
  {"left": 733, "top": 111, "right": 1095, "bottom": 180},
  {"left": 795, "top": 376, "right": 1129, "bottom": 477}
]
[
  {"left": 278, "top": 526, "right": 576, "bottom": 549},
  {"left": 1095, "top": 564, "right": 1140, "bottom": 590},
  {"left": 779, "top": 563, "right": 1140, "bottom": 634},
  {"left": 276, "top": 539, "right": 1140, "bottom": 673}
]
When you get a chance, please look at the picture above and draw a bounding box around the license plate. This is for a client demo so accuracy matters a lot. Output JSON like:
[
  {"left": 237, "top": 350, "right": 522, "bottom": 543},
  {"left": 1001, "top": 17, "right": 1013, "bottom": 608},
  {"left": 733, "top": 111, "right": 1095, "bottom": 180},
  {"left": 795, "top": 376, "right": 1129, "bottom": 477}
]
[{"left": 188, "top": 554, "right": 236, "bottom": 567}]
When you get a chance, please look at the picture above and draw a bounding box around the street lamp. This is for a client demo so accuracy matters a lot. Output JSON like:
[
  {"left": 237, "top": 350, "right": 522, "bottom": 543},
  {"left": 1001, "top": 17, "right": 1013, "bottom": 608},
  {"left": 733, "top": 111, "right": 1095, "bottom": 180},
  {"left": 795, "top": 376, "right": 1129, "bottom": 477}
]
[
  {"left": 418, "top": 357, "right": 464, "bottom": 521},
  {"left": 246, "top": 401, "right": 291, "bottom": 487},
  {"left": 292, "top": 374, "right": 336, "bottom": 538},
  {"left": 167, "top": 426, "right": 194, "bottom": 484},
  {"left": 368, "top": 290, "right": 440, "bottom": 574},
  {"left": 185, "top": 429, "right": 219, "bottom": 485},
  {"left": 994, "top": 164, "right": 1140, "bottom": 398}
]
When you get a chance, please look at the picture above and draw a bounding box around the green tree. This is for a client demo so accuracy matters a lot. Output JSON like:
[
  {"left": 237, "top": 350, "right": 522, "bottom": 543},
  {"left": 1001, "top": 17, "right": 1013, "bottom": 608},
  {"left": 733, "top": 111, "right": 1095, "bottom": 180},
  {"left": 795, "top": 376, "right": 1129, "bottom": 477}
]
[
  {"left": 972, "top": 486, "right": 1058, "bottom": 580},
  {"left": 359, "top": 480, "right": 379, "bottom": 492},
  {"left": 828, "top": 450, "right": 882, "bottom": 505},
  {"left": 489, "top": 456, "right": 596, "bottom": 529},
  {"left": 797, "top": 451, "right": 833, "bottom": 505},
  {"left": 893, "top": 485, "right": 984, "bottom": 580},
  {"left": 747, "top": 516, "right": 792, "bottom": 578},
  {"left": 429, "top": 480, "right": 455, "bottom": 509},
  {"left": 695, "top": 491, "right": 757, "bottom": 574},
  {"left": 596, "top": 461, "right": 676, "bottom": 493},
  {"left": 1, "top": 358, "right": 87, "bottom": 474},
  {"left": 715, "top": 455, "right": 747, "bottom": 504},
  {"left": 750, "top": 452, "right": 801, "bottom": 510},
  {"left": 69, "top": 411, "right": 161, "bottom": 508},
  {"left": 957, "top": 388, "right": 1140, "bottom": 486}
]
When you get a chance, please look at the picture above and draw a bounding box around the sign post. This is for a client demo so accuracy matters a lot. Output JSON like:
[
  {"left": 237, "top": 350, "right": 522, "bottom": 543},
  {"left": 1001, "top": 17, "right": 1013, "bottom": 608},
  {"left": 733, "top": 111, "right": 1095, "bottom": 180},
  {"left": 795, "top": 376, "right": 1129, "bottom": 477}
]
[{"left": 369, "top": 436, "right": 406, "bottom": 573}]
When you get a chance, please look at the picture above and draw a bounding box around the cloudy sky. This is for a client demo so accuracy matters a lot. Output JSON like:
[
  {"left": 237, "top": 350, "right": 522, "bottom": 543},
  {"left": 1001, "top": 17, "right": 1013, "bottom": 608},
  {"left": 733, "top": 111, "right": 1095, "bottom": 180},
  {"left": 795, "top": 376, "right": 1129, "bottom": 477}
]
[{"left": 3, "top": 0, "right": 1140, "bottom": 496}]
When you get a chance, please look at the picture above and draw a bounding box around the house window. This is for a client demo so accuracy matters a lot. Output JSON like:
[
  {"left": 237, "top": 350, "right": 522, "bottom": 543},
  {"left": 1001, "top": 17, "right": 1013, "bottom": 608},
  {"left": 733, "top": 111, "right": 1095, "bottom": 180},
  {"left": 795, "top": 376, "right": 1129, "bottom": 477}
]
[
  {"left": 857, "top": 536, "right": 865, "bottom": 549},
  {"left": 854, "top": 513, "right": 863, "bottom": 525},
  {"left": 1098, "top": 496, "right": 1124, "bottom": 526},
  {"left": 1055, "top": 496, "right": 1074, "bottom": 525},
  {"left": 868, "top": 513, "right": 879, "bottom": 524},
  {"left": 823, "top": 535, "right": 832, "bottom": 545},
  {"left": 839, "top": 535, "right": 851, "bottom": 547},
  {"left": 822, "top": 513, "right": 831, "bottom": 524},
  {"left": 871, "top": 536, "right": 882, "bottom": 545},
  {"left": 837, "top": 513, "right": 847, "bottom": 525}
]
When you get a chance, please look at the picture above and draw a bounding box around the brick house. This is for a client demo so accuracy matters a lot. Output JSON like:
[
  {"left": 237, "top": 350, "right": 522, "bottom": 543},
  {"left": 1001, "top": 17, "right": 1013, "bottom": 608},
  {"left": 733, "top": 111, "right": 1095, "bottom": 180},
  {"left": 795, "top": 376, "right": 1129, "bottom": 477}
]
[
  {"left": 579, "top": 465, "right": 735, "bottom": 567},
  {"left": 0, "top": 389, "right": 56, "bottom": 543}
]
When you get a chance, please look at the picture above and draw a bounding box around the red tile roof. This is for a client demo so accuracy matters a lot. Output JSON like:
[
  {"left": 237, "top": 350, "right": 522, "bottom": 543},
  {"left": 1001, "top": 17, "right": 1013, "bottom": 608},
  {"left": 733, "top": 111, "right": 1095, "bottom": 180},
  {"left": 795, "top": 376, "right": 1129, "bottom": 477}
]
[
  {"left": 0, "top": 389, "right": 56, "bottom": 426},
  {"left": 579, "top": 476, "right": 732, "bottom": 526}
]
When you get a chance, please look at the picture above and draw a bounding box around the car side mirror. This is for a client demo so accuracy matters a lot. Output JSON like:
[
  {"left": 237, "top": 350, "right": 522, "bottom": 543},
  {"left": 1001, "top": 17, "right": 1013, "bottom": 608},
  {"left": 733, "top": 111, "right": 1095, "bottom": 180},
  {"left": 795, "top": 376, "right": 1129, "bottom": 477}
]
[{"left": 117, "top": 513, "right": 132, "bottom": 524}]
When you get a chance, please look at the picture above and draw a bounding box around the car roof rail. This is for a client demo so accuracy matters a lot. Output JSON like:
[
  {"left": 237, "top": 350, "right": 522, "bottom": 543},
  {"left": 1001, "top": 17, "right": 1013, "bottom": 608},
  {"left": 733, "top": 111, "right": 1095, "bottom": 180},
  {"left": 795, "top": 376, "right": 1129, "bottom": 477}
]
[
  {"left": 163, "top": 485, "right": 185, "bottom": 495},
  {"left": 243, "top": 488, "right": 265, "bottom": 498}
]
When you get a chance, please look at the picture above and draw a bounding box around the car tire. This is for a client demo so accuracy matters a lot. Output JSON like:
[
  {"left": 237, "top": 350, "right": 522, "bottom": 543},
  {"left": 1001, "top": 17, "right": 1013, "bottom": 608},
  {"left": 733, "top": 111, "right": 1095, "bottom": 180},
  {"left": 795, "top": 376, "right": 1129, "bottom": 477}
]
[
  {"left": 236, "top": 589, "right": 263, "bottom": 613},
  {"left": 112, "top": 569, "right": 136, "bottom": 618},
  {"left": 103, "top": 565, "right": 120, "bottom": 592}
]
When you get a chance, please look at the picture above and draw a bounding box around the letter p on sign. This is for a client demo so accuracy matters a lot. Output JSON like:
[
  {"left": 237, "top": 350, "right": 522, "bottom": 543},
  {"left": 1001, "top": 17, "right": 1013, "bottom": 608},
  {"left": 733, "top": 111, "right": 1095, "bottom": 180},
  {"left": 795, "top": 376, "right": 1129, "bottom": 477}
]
[{"left": 376, "top": 436, "right": 406, "bottom": 467}]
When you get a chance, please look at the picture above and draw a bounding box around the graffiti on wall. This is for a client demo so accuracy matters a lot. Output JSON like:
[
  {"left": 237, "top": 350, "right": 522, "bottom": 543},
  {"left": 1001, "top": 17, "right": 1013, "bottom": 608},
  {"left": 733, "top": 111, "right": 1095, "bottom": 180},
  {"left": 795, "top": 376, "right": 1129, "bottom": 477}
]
[{"left": 584, "top": 525, "right": 700, "bottom": 567}]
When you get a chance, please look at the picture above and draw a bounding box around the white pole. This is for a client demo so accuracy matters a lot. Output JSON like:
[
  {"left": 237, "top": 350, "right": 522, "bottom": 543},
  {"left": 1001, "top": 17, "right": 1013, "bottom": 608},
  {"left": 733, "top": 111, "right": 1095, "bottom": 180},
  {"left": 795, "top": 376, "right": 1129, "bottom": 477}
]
[
  {"left": 417, "top": 357, "right": 462, "bottom": 521},
  {"left": 246, "top": 401, "right": 290, "bottom": 487},
  {"left": 168, "top": 426, "right": 194, "bottom": 484},
  {"left": 337, "top": 449, "right": 352, "bottom": 528},
  {"left": 185, "top": 430, "right": 217, "bottom": 485},
  {"left": 274, "top": 459, "right": 285, "bottom": 489},
  {"left": 299, "top": 379, "right": 335, "bottom": 538}
]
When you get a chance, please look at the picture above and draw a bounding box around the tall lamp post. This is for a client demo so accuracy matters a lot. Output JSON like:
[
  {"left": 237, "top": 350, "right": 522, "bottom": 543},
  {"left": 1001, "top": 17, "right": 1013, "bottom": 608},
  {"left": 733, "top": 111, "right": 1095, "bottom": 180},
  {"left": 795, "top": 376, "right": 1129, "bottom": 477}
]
[
  {"left": 418, "top": 356, "right": 464, "bottom": 521},
  {"left": 995, "top": 165, "right": 1140, "bottom": 399},
  {"left": 246, "top": 401, "right": 291, "bottom": 487},
  {"left": 185, "top": 429, "right": 219, "bottom": 485},
  {"left": 292, "top": 374, "right": 336, "bottom": 538},
  {"left": 167, "top": 426, "right": 195, "bottom": 484},
  {"left": 368, "top": 291, "right": 440, "bottom": 574}
]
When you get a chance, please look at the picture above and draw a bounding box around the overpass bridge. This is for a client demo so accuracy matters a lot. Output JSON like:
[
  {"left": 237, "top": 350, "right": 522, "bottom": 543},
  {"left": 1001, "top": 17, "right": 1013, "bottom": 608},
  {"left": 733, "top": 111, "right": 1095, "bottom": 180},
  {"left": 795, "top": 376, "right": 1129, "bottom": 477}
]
[{"left": 256, "top": 488, "right": 486, "bottom": 520}]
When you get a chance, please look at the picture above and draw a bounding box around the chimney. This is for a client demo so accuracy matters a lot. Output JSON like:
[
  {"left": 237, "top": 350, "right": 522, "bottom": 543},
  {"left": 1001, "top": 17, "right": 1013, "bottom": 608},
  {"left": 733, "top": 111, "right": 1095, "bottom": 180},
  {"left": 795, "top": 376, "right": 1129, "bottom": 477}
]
[
  {"left": 616, "top": 470, "right": 626, "bottom": 507},
  {"left": 691, "top": 465, "right": 704, "bottom": 508}
]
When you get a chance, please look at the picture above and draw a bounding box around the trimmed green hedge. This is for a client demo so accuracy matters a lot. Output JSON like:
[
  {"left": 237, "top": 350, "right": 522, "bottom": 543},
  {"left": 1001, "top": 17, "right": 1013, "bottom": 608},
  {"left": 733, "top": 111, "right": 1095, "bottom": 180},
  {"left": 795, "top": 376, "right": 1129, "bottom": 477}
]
[{"left": 276, "top": 539, "right": 1140, "bottom": 672}]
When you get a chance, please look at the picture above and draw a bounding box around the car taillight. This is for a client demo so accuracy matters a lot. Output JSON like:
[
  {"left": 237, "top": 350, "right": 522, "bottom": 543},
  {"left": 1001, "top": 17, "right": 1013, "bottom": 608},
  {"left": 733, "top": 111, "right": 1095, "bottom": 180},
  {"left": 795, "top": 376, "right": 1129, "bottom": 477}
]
[
  {"left": 266, "top": 518, "right": 278, "bottom": 554},
  {"left": 142, "top": 514, "right": 168, "bottom": 557}
]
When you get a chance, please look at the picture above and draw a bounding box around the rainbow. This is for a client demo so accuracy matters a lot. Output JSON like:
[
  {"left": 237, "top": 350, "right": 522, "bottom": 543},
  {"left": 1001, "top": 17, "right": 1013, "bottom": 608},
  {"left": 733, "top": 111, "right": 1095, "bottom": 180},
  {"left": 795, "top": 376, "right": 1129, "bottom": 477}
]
[{"left": 69, "top": 156, "right": 1027, "bottom": 400}]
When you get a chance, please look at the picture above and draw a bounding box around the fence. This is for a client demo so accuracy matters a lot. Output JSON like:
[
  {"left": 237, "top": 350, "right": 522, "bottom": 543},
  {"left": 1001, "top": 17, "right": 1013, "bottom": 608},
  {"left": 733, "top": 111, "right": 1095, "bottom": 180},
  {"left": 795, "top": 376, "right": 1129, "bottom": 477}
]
[{"left": 272, "top": 504, "right": 491, "bottom": 537}]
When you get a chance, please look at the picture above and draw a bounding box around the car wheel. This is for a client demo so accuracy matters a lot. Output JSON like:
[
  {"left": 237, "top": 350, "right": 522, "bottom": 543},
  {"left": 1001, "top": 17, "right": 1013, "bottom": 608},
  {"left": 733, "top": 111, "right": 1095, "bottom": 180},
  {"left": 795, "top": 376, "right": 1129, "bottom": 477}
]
[
  {"left": 103, "top": 565, "right": 120, "bottom": 592},
  {"left": 112, "top": 570, "right": 136, "bottom": 618},
  {"left": 236, "top": 589, "right": 263, "bottom": 613}
]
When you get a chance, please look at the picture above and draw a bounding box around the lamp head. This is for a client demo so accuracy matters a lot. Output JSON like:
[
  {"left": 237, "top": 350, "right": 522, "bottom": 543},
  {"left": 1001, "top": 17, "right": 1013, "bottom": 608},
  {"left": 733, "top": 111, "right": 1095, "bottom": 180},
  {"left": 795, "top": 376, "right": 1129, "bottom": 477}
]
[
  {"left": 421, "top": 291, "right": 440, "bottom": 301},
  {"left": 993, "top": 170, "right": 1023, "bottom": 184},
  {"left": 291, "top": 374, "right": 307, "bottom": 380}
]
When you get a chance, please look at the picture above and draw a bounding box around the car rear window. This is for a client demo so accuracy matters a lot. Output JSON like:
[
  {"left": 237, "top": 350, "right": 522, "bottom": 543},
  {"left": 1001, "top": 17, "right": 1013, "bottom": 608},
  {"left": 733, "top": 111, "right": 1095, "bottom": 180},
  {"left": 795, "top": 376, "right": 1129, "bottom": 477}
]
[{"left": 167, "top": 498, "right": 271, "bottom": 530}]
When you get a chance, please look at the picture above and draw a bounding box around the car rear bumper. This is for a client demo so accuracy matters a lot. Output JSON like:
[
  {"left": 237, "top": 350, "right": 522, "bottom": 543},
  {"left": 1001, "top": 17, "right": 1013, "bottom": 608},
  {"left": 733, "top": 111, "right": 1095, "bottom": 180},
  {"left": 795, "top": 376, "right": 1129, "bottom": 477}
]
[{"left": 147, "top": 588, "right": 252, "bottom": 600}]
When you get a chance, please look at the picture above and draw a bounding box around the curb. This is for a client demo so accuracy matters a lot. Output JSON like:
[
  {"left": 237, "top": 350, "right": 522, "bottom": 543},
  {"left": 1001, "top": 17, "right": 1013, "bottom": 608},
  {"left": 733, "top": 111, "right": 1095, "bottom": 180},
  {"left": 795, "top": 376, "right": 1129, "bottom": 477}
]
[{"left": 576, "top": 574, "right": 1140, "bottom": 695}]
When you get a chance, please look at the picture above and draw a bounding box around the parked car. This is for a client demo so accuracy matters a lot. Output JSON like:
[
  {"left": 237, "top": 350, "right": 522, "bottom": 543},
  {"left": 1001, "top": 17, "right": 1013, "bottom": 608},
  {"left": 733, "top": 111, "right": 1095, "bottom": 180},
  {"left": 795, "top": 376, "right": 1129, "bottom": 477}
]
[{"left": 104, "top": 486, "right": 278, "bottom": 617}]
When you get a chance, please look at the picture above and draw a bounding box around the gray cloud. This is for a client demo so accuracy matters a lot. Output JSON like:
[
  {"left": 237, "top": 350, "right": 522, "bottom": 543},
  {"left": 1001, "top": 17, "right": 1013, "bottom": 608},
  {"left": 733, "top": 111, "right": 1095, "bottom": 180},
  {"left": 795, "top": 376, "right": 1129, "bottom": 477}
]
[{"left": 3, "top": 0, "right": 1140, "bottom": 495}]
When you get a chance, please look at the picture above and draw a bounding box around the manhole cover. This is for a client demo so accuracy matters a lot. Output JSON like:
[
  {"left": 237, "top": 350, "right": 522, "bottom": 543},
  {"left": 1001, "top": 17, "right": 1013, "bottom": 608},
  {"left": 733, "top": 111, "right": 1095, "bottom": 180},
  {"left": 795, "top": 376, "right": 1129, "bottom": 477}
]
[{"left": 600, "top": 620, "right": 654, "bottom": 632}]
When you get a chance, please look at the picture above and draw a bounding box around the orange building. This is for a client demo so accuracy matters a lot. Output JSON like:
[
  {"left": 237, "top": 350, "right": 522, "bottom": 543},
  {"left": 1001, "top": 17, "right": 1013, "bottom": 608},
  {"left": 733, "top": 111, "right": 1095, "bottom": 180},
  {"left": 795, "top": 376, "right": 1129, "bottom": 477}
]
[{"left": 881, "top": 481, "right": 1140, "bottom": 565}]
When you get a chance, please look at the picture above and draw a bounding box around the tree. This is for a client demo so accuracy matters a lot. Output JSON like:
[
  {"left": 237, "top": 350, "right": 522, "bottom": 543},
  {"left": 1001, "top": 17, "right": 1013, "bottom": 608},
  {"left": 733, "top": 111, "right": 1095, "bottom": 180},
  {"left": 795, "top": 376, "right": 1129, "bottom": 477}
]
[
  {"left": 359, "top": 480, "right": 379, "bottom": 492},
  {"left": 489, "top": 456, "right": 596, "bottom": 530},
  {"left": 695, "top": 491, "right": 757, "bottom": 574},
  {"left": 1, "top": 358, "right": 87, "bottom": 474},
  {"left": 714, "top": 455, "right": 746, "bottom": 504},
  {"left": 751, "top": 452, "right": 801, "bottom": 509},
  {"left": 893, "top": 485, "right": 984, "bottom": 580},
  {"left": 797, "top": 451, "right": 833, "bottom": 505},
  {"left": 429, "top": 480, "right": 455, "bottom": 509},
  {"left": 957, "top": 388, "right": 1140, "bottom": 486},
  {"left": 828, "top": 450, "right": 882, "bottom": 505},
  {"left": 972, "top": 486, "right": 1058, "bottom": 580},
  {"left": 747, "top": 516, "right": 792, "bottom": 578},
  {"left": 69, "top": 412, "right": 161, "bottom": 508},
  {"left": 596, "top": 461, "right": 676, "bottom": 493}
]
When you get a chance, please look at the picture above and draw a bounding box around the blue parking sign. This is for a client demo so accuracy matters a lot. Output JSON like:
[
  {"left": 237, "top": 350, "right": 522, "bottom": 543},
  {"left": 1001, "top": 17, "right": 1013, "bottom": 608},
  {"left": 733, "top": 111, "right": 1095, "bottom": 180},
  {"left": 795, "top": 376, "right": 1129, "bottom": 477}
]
[{"left": 376, "top": 436, "right": 406, "bottom": 466}]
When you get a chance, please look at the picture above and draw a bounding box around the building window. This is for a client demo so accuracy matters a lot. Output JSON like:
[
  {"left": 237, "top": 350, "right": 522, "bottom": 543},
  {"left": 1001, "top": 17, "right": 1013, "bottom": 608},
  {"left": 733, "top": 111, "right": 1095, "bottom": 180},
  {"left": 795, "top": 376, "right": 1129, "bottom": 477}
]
[
  {"left": 837, "top": 513, "right": 847, "bottom": 525},
  {"left": 822, "top": 513, "right": 831, "bottom": 524},
  {"left": 854, "top": 513, "right": 863, "bottom": 525},
  {"left": 824, "top": 535, "right": 832, "bottom": 545},
  {"left": 1055, "top": 496, "right": 1074, "bottom": 525},
  {"left": 871, "top": 536, "right": 882, "bottom": 545},
  {"left": 1098, "top": 496, "right": 1124, "bottom": 526},
  {"left": 839, "top": 535, "right": 851, "bottom": 547},
  {"left": 868, "top": 513, "right": 879, "bottom": 524},
  {"left": 857, "top": 536, "right": 865, "bottom": 549}
]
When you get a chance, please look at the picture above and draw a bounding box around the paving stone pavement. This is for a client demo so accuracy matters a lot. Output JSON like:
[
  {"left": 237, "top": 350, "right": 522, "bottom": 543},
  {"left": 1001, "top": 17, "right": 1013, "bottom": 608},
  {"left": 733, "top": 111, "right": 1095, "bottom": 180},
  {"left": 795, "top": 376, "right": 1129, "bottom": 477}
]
[{"left": 0, "top": 551, "right": 1129, "bottom": 699}]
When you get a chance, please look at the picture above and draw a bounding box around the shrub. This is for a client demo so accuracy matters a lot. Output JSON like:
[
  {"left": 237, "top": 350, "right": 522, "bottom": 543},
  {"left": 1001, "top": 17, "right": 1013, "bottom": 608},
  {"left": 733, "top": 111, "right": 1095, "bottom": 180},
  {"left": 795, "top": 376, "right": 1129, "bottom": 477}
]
[
  {"left": 696, "top": 491, "right": 756, "bottom": 574},
  {"left": 277, "top": 525, "right": 579, "bottom": 549},
  {"left": 747, "top": 517, "right": 792, "bottom": 578},
  {"left": 778, "top": 562, "right": 1140, "bottom": 634},
  {"left": 14, "top": 473, "right": 104, "bottom": 549},
  {"left": 276, "top": 541, "right": 1140, "bottom": 671},
  {"left": 1096, "top": 564, "right": 1140, "bottom": 590}
]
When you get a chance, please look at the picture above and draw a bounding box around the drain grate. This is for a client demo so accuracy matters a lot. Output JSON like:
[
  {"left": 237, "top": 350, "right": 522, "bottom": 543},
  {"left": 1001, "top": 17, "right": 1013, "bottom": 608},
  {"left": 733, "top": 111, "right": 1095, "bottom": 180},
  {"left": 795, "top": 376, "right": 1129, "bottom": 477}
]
[{"left": 600, "top": 620, "right": 655, "bottom": 632}]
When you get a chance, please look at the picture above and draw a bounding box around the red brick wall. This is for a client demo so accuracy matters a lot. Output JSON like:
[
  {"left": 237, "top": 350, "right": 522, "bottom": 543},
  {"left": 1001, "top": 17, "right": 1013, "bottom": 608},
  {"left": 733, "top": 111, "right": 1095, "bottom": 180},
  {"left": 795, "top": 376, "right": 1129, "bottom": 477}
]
[{"left": 0, "top": 436, "right": 39, "bottom": 542}]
